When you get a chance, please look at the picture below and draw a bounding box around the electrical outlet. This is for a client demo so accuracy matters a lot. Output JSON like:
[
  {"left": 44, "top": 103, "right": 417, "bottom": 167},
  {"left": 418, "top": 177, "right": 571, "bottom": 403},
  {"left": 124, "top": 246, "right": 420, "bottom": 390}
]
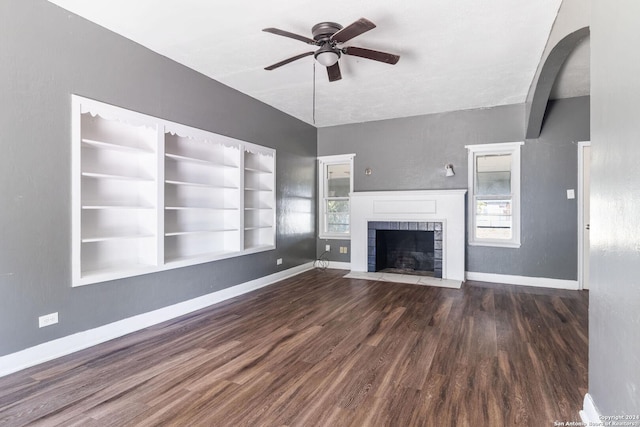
[
  {"left": 276, "top": 258, "right": 283, "bottom": 265},
  {"left": 39, "top": 312, "right": 58, "bottom": 328},
  {"left": 340, "top": 246, "right": 348, "bottom": 254},
  {"left": 325, "top": 244, "right": 331, "bottom": 251},
  {"left": 567, "top": 189, "right": 575, "bottom": 199}
]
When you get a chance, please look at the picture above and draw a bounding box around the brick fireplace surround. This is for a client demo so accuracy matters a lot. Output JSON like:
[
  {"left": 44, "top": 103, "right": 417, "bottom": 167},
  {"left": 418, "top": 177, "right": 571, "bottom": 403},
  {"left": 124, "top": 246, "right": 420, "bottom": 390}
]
[{"left": 367, "top": 221, "right": 443, "bottom": 277}]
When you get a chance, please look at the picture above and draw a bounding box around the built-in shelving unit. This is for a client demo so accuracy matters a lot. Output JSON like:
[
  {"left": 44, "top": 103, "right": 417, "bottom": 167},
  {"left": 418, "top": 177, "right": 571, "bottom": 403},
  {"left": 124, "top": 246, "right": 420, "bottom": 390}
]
[
  {"left": 163, "top": 130, "right": 242, "bottom": 264},
  {"left": 72, "top": 96, "right": 276, "bottom": 286},
  {"left": 243, "top": 149, "right": 275, "bottom": 251},
  {"left": 75, "top": 106, "right": 159, "bottom": 284}
]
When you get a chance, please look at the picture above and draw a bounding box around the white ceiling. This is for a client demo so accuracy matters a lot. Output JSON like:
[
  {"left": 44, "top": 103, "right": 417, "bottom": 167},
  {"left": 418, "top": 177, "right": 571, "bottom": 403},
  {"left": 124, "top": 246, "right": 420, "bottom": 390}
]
[{"left": 48, "top": 0, "right": 565, "bottom": 128}]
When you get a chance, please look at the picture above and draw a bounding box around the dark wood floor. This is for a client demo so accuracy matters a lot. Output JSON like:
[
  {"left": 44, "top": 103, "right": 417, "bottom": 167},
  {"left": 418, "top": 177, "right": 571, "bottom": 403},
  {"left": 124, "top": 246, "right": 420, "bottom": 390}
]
[{"left": 0, "top": 269, "right": 588, "bottom": 426}]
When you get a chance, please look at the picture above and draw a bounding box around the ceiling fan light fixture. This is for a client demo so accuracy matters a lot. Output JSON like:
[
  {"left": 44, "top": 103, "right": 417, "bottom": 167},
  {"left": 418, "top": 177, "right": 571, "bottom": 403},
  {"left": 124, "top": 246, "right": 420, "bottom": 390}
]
[
  {"left": 263, "top": 18, "right": 400, "bottom": 82},
  {"left": 314, "top": 45, "right": 340, "bottom": 67}
]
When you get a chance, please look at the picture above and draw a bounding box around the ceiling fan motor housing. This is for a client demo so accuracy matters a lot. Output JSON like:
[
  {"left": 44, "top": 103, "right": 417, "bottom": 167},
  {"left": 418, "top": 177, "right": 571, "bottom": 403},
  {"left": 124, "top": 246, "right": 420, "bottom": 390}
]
[{"left": 311, "top": 22, "right": 343, "bottom": 42}]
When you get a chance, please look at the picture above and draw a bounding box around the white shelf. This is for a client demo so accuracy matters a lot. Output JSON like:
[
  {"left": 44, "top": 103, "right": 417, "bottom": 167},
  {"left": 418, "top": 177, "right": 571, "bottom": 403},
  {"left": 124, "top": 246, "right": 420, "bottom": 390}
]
[
  {"left": 82, "top": 138, "right": 153, "bottom": 154},
  {"left": 165, "top": 179, "right": 238, "bottom": 189},
  {"left": 165, "top": 152, "right": 238, "bottom": 168},
  {"left": 244, "top": 166, "right": 273, "bottom": 174},
  {"left": 165, "top": 206, "right": 237, "bottom": 211},
  {"left": 242, "top": 244, "right": 276, "bottom": 254},
  {"left": 82, "top": 172, "right": 154, "bottom": 182},
  {"left": 165, "top": 229, "right": 238, "bottom": 236},
  {"left": 82, "top": 233, "right": 155, "bottom": 243},
  {"left": 81, "top": 205, "right": 154, "bottom": 210}
]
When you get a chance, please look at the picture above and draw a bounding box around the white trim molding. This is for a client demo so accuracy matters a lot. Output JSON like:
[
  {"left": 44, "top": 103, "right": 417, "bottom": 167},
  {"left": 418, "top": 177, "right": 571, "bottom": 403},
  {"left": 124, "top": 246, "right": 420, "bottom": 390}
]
[
  {"left": 318, "top": 153, "right": 355, "bottom": 240},
  {"left": 326, "top": 261, "right": 351, "bottom": 270},
  {"left": 577, "top": 141, "right": 591, "bottom": 290},
  {"left": 350, "top": 189, "right": 467, "bottom": 282},
  {"left": 579, "top": 393, "right": 602, "bottom": 425},
  {"left": 0, "top": 262, "right": 314, "bottom": 378},
  {"left": 466, "top": 141, "right": 524, "bottom": 249},
  {"left": 466, "top": 271, "right": 579, "bottom": 290}
]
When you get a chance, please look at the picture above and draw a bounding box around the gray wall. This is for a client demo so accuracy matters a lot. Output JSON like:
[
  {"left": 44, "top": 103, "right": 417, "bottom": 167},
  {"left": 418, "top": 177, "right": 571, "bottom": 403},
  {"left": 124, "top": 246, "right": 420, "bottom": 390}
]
[
  {"left": 471, "top": 97, "right": 589, "bottom": 279},
  {"left": 0, "top": 0, "right": 317, "bottom": 356},
  {"left": 589, "top": 0, "right": 640, "bottom": 415},
  {"left": 316, "top": 238, "right": 351, "bottom": 263},
  {"left": 318, "top": 97, "right": 590, "bottom": 279}
]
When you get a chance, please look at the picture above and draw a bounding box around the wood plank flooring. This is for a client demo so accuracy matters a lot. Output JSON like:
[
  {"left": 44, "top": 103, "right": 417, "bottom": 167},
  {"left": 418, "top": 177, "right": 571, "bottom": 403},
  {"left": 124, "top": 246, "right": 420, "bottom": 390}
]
[{"left": 0, "top": 269, "right": 588, "bottom": 426}]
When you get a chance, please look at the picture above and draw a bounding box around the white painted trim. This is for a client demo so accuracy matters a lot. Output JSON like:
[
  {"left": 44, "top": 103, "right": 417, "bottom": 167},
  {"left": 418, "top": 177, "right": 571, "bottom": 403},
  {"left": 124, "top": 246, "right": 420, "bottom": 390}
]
[
  {"left": 577, "top": 141, "right": 591, "bottom": 290},
  {"left": 326, "top": 261, "right": 351, "bottom": 270},
  {"left": 317, "top": 153, "right": 356, "bottom": 163},
  {"left": 0, "top": 262, "right": 314, "bottom": 378},
  {"left": 467, "top": 142, "right": 523, "bottom": 248},
  {"left": 465, "top": 271, "right": 579, "bottom": 290},
  {"left": 350, "top": 189, "right": 468, "bottom": 198},
  {"left": 318, "top": 153, "right": 355, "bottom": 240},
  {"left": 464, "top": 141, "right": 525, "bottom": 151},
  {"left": 468, "top": 240, "right": 521, "bottom": 248},
  {"left": 350, "top": 190, "right": 467, "bottom": 282},
  {"left": 579, "top": 393, "right": 602, "bottom": 425}
]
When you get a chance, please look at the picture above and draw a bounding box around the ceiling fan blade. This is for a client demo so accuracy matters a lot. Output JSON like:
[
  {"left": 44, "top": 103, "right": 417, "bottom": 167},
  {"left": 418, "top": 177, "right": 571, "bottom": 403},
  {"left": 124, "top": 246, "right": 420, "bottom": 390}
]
[
  {"left": 342, "top": 46, "right": 400, "bottom": 64},
  {"left": 330, "top": 18, "right": 376, "bottom": 43},
  {"left": 262, "top": 27, "right": 316, "bottom": 45},
  {"left": 265, "top": 51, "right": 314, "bottom": 70},
  {"left": 326, "top": 62, "right": 342, "bottom": 82}
]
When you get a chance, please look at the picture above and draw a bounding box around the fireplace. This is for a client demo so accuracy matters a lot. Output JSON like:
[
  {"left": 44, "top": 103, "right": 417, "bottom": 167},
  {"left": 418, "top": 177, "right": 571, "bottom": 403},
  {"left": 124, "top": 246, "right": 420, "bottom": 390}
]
[
  {"left": 368, "top": 222, "right": 443, "bottom": 277},
  {"left": 351, "top": 190, "right": 467, "bottom": 284}
]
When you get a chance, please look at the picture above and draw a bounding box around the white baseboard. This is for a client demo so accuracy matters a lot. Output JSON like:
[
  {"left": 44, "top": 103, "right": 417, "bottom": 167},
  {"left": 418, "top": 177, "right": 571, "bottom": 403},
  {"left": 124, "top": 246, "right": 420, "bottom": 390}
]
[
  {"left": 0, "top": 262, "right": 315, "bottom": 378},
  {"left": 579, "top": 393, "right": 601, "bottom": 424},
  {"left": 465, "top": 271, "right": 579, "bottom": 290},
  {"left": 326, "top": 261, "right": 351, "bottom": 270}
]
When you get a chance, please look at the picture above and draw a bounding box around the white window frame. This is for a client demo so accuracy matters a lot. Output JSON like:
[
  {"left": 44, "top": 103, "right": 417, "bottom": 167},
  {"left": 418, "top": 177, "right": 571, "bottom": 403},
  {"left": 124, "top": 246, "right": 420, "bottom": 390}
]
[
  {"left": 318, "top": 153, "right": 355, "bottom": 239},
  {"left": 466, "top": 142, "right": 523, "bottom": 248}
]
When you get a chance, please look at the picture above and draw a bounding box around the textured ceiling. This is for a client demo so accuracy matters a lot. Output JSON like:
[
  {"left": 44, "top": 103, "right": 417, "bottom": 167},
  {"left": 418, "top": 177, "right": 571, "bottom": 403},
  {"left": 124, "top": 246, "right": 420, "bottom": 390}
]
[{"left": 48, "top": 0, "right": 564, "bottom": 128}]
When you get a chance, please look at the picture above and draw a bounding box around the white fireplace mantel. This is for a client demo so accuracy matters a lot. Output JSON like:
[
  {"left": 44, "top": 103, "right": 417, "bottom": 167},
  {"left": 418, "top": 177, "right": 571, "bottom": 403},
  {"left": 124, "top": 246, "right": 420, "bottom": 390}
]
[{"left": 350, "top": 189, "right": 467, "bottom": 282}]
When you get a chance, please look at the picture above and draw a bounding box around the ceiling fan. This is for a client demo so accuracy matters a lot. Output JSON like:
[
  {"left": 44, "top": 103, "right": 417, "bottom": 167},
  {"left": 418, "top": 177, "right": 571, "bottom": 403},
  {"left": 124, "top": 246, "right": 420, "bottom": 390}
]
[{"left": 262, "top": 18, "right": 400, "bottom": 82}]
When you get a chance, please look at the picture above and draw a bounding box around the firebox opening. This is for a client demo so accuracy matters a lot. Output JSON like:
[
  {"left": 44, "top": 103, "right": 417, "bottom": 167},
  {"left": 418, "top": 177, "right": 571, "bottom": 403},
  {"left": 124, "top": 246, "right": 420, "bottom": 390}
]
[{"left": 375, "top": 230, "right": 435, "bottom": 276}]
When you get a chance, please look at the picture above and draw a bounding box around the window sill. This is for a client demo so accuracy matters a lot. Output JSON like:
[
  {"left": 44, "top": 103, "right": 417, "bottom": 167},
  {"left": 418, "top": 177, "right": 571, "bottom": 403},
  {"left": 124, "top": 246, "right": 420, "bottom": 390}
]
[
  {"left": 468, "top": 240, "right": 521, "bottom": 249},
  {"left": 319, "top": 234, "right": 351, "bottom": 240}
]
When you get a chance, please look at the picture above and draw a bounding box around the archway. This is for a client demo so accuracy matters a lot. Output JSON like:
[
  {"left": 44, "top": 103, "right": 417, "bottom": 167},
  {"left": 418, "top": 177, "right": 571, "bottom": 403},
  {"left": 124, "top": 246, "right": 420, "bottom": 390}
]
[{"left": 526, "top": 26, "right": 590, "bottom": 138}]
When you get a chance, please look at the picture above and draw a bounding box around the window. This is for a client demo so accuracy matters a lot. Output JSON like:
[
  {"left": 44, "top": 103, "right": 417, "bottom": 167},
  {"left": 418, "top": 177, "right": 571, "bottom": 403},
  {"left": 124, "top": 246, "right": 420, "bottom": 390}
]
[
  {"left": 466, "top": 142, "right": 523, "bottom": 248},
  {"left": 318, "top": 154, "right": 355, "bottom": 239}
]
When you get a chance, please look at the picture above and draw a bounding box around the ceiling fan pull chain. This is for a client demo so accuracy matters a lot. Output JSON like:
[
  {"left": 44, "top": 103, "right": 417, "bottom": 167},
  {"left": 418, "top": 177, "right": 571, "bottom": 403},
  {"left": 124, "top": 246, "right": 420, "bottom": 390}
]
[{"left": 313, "top": 60, "right": 316, "bottom": 125}]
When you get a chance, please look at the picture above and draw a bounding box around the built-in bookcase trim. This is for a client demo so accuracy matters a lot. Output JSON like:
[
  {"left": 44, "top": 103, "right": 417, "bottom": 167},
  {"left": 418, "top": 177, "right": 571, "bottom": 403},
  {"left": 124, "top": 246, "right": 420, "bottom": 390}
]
[{"left": 72, "top": 95, "right": 276, "bottom": 287}]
